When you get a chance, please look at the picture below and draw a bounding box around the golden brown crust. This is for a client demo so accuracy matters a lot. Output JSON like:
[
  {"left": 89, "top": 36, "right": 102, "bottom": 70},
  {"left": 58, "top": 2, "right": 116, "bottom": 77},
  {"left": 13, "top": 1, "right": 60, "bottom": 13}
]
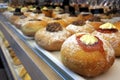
[
  {"left": 35, "top": 28, "right": 71, "bottom": 51},
  {"left": 21, "top": 20, "right": 47, "bottom": 37},
  {"left": 78, "top": 14, "right": 93, "bottom": 21},
  {"left": 61, "top": 33, "right": 115, "bottom": 77},
  {"left": 9, "top": 15, "right": 20, "bottom": 24},
  {"left": 92, "top": 29, "right": 120, "bottom": 57},
  {"left": 88, "top": 22, "right": 103, "bottom": 30},
  {"left": 113, "top": 21, "right": 120, "bottom": 30}
]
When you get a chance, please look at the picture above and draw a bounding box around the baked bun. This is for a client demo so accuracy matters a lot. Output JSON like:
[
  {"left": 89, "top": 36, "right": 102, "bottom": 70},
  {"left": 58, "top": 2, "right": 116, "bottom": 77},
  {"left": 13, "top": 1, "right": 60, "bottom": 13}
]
[
  {"left": 35, "top": 22, "right": 71, "bottom": 51},
  {"left": 114, "top": 21, "right": 120, "bottom": 30},
  {"left": 49, "top": 18, "right": 68, "bottom": 27},
  {"left": 61, "top": 33, "right": 115, "bottom": 77},
  {"left": 21, "top": 19, "right": 47, "bottom": 37},
  {"left": 78, "top": 13, "right": 93, "bottom": 21},
  {"left": 64, "top": 15, "right": 78, "bottom": 25},
  {"left": 41, "top": 7, "right": 53, "bottom": 17},
  {"left": 92, "top": 22, "right": 120, "bottom": 57},
  {"left": 9, "top": 15, "right": 20, "bottom": 24},
  {"left": 14, "top": 15, "right": 28, "bottom": 29},
  {"left": 66, "top": 20, "right": 95, "bottom": 34},
  {"left": 86, "top": 16, "right": 103, "bottom": 29}
]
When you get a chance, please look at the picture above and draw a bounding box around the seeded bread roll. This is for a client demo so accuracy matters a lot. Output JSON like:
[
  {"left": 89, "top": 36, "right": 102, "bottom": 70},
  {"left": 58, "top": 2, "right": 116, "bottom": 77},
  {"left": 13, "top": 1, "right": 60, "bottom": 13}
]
[
  {"left": 35, "top": 22, "right": 71, "bottom": 51},
  {"left": 61, "top": 33, "right": 115, "bottom": 77}
]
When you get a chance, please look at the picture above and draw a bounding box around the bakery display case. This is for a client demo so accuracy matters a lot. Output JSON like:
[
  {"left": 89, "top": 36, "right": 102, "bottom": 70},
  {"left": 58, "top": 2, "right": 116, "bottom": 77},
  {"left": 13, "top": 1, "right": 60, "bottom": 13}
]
[
  {"left": 0, "top": 13, "right": 81, "bottom": 80},
  {"left": 0, "top": 0, "right": 120, "bottom": 80}
]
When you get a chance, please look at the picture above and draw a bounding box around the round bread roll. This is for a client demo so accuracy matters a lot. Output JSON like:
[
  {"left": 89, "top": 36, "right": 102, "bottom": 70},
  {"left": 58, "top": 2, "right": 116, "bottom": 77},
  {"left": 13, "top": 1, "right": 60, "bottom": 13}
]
[
  {"left": 86, "top": 16, "right": 103, "bottom": 30},
  {"left": 61, "top": 33, "right": 115, "bottom": 77},
  {"left": 35, "top": 22, "right": 71, "bottom": 51},
  {"left": 64, "top": 15, "right": 78, "bottom": 25},
  {"left": 41, "top": 7, "right": 53, "bottom": 17},
  {"left": 66, "top": 20, "right": 95, "bottom": 34},
  {"left": 21, "top": 19, "right": 47, "bottom": 37},
  {"left": 14, "top": 15, "right": 29, "bottom": 29},
  {"left": 49, "top": 18, "right": 68, "bottom": 27},
  {"left": 9, "top": 15, "right": 20, "bottom": 24},
  {"left": 92, "top": 22, "right": 120, "bottom": 57},
  {"left": 78, "top": 13, "right": 93, "bottom": 21}
]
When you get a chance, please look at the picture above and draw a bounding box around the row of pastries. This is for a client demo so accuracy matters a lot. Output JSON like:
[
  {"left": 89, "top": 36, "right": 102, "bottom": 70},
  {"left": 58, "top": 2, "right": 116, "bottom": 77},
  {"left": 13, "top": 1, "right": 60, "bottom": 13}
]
[
  {"left": 3, "top": 39, "right": 31, "bottom": 80},
  {"left": 2, "top": 5, "right": 120, "bottom": 78}
]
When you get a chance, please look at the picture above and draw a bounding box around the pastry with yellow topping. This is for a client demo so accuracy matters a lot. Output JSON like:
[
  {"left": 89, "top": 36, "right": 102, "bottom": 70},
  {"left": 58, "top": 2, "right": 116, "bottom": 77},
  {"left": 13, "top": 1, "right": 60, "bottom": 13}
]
[
  {"left": 92, "top": 22, "right": 120, "bottom": 57},
  {"left": 61, "top": 33, "right": 115, "bottom": 77},
  {"left": 41, "top": 7, "right": 53, "bottom": 17}
]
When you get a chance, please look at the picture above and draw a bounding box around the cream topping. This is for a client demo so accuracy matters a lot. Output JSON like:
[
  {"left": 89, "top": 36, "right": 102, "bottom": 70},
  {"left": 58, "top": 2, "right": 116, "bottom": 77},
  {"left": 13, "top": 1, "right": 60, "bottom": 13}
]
[
  {"left": 80, "top": 34, "right": 98, "bottom": 45},
  {"left": 42, "top": 7, "right": 48, "bottom": 10},
  {"left": 99, "top": 22, "right": 116, "bottom": 29}
]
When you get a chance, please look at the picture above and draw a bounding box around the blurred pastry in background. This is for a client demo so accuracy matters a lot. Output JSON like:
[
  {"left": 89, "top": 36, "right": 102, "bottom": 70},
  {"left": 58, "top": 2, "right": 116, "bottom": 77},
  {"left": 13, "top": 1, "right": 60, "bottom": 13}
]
[{"left": 21, "top": 19, "right": 47, "bottom": 37}]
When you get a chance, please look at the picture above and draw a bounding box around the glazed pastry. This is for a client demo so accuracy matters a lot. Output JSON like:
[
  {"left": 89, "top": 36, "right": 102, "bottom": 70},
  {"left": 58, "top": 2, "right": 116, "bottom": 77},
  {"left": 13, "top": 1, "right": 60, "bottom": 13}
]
[
  {"left": 66, "top": 20, "right": 95, "bottom": 34},
  {"left": 61, "top": 33, "right": 115, "bottom": 77},
  {"left": 92, "top": 22, "right": 120, "bottom": 57},
  {"left": 21, "top": 19, "right": 47, "bottom": 37},
  {"left": 35, "top": 22, "right": 71, "bottom": 51}
]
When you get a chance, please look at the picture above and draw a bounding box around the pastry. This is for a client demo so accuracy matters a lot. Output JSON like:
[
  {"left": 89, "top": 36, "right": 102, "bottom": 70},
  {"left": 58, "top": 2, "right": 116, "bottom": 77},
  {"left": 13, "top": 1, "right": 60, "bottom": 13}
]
[
  {"left": 64, "top": 15, "right": 78, "bottom": 25},
  {"left": 21, "top": 19, "right": 47, "bottom": 37},
  {"left": 35, "top": 22, "right": 71, "bottom": 51},
  {"left": 13, "top": 56, "right": 21, "bottom": 66},
  {"left": 14, "top": 15, "right": 28, "bottom": 29},
  {"left": 9, "top": 15, "right": 20, "bottom": 24},
  {"left": 86, "top": 16, "right": 104, "bottom": 29},
  {"left": 23, "top": 73, "right": 31, "bottom": 80},
  {"left": 41, "top": 7, "right": 53, "bottom": 17},
  {"left": 78, "top": 13, "right": 93, "bottom": 21},
  {"left": 61, "top": 33, "right": 115, "bottom": 77},
  {"left": 113, "top": 21, "right": 120, "bottom": 30},
  {"left": 19, "top": 67, "right": 27, "bottom": 78},
  {"left": 92, "top": 22, "right": 120, "bottom": 57},
  {"left": 49, "top": 18, "right": 68, "bottom": 27},
  {"left": 66, "top": 20, "right": 95, "bottom": 34}
]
